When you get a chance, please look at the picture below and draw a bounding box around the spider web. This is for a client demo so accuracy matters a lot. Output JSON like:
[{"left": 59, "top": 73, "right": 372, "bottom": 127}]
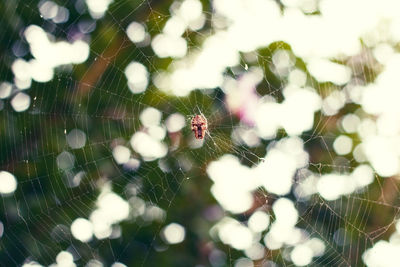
[{"left": 0, "top": 0, "right": 399, "bottom": 266}]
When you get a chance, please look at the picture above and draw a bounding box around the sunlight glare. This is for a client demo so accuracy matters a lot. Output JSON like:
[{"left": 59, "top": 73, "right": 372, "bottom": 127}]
[
  {"left": 162, "top": 223, "right": 186, "bottom": 244},
  {"left": 247, "top": 211, "right": 270, "bottom": 232},
  {"left": 71, "top": 218, "right": 93, "bottom": 242},
  {"left": 112, "top": 145, "right": 131, "bottom": 164},
  {"left": 85, "top": 0, "right": 113, "bottom": 19},
  {"left": 11, "top": 92, "right": 31, "bottom": 112},
  {"left": 166, "top": 113, "right": 186, "bottom": 132},
  {"left": 126, "top": 22, "right": 146, "bottom": 43},
  {"left": 0, "top": 171, "right": 17, "bottom": 195},
  {"left": 125, "top": 61, "right": 149, "bottom": 94},
  {"left": 67, "top": 129, "right": 87, "bottom": 149}
]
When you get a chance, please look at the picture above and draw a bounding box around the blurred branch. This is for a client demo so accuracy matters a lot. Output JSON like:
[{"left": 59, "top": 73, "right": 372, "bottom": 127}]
[{"left": 78, "top": 34, "right": 125, "bottom": 96}]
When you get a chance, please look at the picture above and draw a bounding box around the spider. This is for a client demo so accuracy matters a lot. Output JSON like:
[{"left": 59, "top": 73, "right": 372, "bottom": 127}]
[{"left": 191, "top": 114, "right": 208, "bottom": 139}]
